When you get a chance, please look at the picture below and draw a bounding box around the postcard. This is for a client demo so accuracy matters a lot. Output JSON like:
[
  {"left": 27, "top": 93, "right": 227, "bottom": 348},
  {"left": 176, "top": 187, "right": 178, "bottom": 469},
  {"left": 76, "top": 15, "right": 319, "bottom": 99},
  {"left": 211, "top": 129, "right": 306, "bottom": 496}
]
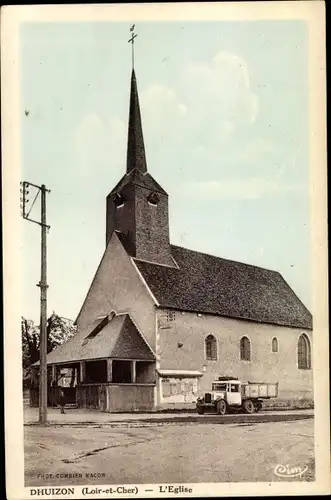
[{"left": 2, "top": 2, "right": 330, "bottom": 499}]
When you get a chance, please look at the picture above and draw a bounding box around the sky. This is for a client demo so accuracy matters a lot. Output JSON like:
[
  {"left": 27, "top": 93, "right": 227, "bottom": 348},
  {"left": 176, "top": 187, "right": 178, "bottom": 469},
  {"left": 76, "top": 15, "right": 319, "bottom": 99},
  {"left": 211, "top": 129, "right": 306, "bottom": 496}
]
[{"left": 20, "top": 20, "right": 311, "bottom": 323}]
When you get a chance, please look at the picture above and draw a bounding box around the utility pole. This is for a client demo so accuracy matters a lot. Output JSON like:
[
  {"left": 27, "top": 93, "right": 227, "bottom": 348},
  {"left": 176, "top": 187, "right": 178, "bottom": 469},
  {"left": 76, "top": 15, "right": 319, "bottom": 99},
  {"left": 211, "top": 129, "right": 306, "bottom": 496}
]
[{"left": 21, "top": 181, "right": 51, "bottom": 425}]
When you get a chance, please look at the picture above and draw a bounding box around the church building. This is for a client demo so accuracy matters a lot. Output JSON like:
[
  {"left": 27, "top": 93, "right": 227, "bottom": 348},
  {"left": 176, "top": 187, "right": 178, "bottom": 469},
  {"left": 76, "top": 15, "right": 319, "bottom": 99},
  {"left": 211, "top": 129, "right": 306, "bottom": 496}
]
[{"left": 33, "top": 61, "right": 313, "bottom": 412}]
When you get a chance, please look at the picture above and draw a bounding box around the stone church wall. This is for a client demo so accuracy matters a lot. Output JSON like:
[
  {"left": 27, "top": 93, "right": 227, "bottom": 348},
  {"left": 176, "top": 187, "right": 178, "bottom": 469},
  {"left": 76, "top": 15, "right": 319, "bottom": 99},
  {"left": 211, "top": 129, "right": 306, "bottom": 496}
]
[
  {"left": 134, "top": 185, "right": 173, "bottom": 267},
  {"left": 157, "top": 308, "right": 313, "bottom": 408}
]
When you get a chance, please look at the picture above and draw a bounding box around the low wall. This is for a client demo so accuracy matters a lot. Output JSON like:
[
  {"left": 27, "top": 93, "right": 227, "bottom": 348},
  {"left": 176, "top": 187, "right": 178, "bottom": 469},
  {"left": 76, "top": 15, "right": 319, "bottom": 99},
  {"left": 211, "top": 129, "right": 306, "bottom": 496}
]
[
  {"left": 29, "top": 386, "right": 77, "bottom": 407},
  {"left": 76, "top": 384, "right": 100, "bottom": 409},
  {"left": 77, "top": 383, "right": 155, "bottom": 412}
]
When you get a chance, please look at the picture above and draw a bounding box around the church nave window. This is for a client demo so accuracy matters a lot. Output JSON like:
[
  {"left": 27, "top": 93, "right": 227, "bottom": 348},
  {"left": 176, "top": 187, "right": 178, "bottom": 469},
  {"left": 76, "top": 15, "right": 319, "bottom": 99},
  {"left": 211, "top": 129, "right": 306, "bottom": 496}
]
[
  {"left": 297, "top": 334, "right": 311, "bottom": 370},
  {"left": 205, "top": 334, "right": 217, "bottom": 361},
  {"left": 272, "top": 337, "right": 279, "bottom": 352},
  {"left": 240, "top": 336, "right": 251, "bottom": 361}
]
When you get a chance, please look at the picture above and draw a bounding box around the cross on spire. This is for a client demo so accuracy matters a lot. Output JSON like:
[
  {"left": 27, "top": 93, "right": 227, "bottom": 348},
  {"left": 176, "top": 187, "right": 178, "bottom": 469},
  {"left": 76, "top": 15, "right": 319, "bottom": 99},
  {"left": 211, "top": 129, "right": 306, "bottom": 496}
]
[{"left": 128, "top": 24, "right": 137, "bottom": 69}]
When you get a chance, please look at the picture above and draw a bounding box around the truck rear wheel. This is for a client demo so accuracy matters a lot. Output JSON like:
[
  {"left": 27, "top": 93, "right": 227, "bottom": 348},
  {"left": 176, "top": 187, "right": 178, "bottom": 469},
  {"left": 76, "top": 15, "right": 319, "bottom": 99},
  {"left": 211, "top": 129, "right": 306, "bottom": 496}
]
[
  {"left": 243, "top": 399, "right": 255, "bottom": 414},
  {"left": 216, "top": 399, "right": 227, "bottom": 415}
]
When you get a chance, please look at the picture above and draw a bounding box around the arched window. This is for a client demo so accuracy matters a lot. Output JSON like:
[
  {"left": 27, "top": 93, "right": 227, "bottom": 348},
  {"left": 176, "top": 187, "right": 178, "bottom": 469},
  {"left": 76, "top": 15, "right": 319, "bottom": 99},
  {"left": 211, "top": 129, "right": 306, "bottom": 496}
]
[
  {"left": 240, "top": 336, "right": 251, "bottom": 361},
  {"left": 272, "top": 337, "right": 279, "bottom": 353},
  {"left": 298, "top": 334, "right": 311, "bottom": 369},
  {"left": 205, "top": 335, "right": 217, "bottom": 361}
]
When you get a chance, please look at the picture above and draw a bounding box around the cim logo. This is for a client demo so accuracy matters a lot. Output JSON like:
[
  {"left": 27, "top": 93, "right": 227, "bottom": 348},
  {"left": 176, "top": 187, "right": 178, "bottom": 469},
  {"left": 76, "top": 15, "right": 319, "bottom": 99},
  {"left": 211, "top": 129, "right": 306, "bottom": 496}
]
[{"left": 274, "top": 463, "right": 308, "bottom": 478}]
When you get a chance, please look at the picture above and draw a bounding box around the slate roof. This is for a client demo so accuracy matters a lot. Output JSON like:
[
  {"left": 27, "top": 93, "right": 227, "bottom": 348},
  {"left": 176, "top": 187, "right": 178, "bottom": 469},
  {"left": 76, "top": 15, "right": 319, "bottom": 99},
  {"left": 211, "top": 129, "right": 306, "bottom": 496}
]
[
  {"left": 134, "top": 245, "right": 312, "bottom": 330},
  {"left": 34, "top": 314, "right": 155, "bottom": 365}
]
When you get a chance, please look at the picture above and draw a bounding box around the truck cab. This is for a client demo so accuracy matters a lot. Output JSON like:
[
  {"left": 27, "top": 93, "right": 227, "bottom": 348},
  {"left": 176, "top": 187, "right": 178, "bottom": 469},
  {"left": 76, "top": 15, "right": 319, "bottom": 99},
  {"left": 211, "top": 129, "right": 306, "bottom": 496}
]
[{"left": 210, "top": 380, "right": 242, "bottom": 407}]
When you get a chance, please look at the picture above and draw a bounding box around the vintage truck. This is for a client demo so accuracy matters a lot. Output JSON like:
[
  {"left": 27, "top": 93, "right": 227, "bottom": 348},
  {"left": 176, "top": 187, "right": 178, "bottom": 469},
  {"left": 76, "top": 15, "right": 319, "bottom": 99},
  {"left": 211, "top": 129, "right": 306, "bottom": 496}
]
[{"left": 196, "top": 377, "right": 278, "bottom": 415}]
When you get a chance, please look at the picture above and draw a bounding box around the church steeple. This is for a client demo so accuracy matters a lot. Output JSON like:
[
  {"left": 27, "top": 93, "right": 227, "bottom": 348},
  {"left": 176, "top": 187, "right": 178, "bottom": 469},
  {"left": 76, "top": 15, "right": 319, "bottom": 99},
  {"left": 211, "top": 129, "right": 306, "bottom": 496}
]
[
  {"left": 126, "top": 69, "right": 147, "bottom": 174},
  {"left": 105, "top": 28, "right": 174, "bottom": 268}
]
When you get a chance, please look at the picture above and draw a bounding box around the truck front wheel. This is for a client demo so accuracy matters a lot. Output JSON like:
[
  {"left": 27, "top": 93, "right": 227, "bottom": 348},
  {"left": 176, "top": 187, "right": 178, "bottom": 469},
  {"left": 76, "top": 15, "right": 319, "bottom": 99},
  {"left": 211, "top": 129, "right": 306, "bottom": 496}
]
[
  {"left": 197, "top": 406, "right": 205, "bottom": 415},
  {"left": 216, "top": 399, "right": 227, "bottom": 415},
  {"left": 243, "top": 399, "right": 255, "bottom": 414}
]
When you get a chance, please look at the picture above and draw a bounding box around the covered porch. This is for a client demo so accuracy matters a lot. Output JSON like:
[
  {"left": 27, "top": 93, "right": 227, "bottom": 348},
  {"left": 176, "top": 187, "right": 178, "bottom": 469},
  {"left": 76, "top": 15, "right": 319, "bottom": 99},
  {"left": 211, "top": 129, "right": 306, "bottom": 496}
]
[
  {"left": 77, "top": 357, "right": 156, "bottom": 411},
  {"left": 30, "top": 312, "right": 157, "bottom": 412},
  {"left": 31, "top": 358, "right": 156, "bottom": 411}
]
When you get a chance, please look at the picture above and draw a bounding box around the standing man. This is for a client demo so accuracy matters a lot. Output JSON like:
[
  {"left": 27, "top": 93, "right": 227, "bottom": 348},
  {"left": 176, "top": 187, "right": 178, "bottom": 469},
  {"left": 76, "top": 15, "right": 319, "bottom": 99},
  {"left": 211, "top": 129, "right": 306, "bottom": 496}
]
[{"left": 59, "top": 389, "right": 66, "bottom": 414}]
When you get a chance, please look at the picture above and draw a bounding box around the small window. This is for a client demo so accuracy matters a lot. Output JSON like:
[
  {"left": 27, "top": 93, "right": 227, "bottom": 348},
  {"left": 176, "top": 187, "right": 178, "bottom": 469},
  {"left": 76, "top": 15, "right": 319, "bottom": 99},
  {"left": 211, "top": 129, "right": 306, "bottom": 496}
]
[
  {"left": 212, "top": 383, "right": 227, "bottom": 391},
  {"left": 205, "top": 334, "right": 217, "bottom": 361},
  {"left": 298, "top": 334, "right": 311, "bottom": 370},
  {"left": 148, "top": 192, "right": 159, "bottom": 206},
  {"left": 230, "top": 384, "right": 240, "bottom": 393},
  {"left": 272, "top": 337, "right": 279, "bottom": 353},
  {"left": 113, "top": 193, "right": 125, "bottom": 208},
  {"left": 166, "top": 311, "right": 176, "bottom": 322},
  {"left": 240, "top": 336, "right": 251, "bottom": 361}
]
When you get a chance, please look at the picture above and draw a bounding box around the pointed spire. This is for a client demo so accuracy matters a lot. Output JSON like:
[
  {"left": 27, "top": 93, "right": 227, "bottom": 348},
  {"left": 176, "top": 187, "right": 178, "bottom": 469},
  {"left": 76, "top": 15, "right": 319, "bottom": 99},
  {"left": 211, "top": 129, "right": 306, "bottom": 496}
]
[{"left": 126, "top": 69, "right": 147, "bottom": 174}]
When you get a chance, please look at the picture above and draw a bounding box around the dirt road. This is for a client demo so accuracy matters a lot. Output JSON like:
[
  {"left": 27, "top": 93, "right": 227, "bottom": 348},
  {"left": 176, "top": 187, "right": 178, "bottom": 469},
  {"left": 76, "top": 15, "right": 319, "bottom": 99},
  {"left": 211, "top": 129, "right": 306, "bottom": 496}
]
[
  {"left": 24, "top": 406, "right": 314, "bottom": 426},
  {"left": 25, "top": 418, "right": 314, "bottom": 485}
]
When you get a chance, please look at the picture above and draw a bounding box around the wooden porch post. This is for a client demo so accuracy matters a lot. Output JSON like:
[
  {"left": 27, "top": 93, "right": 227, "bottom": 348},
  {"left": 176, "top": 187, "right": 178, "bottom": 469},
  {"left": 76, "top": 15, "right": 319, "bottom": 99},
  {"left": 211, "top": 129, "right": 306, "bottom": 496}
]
[
  {"left": 50, "top": 365, "right": 56, "bottom": 407},
  {"left": 75, "top": 367, "right": 78, "bottom": 407},
  {"left": 51, "top": 365, "right": 56, "bottom": 384},
  {"left": 107, "top": 359, "right": 113, "bottom": 382},
  {"left": 131, "top": 361, "right": 136, "bottom": 384},
  {"left": 79, "top": 361, "right": 85, "bottom": 383}
]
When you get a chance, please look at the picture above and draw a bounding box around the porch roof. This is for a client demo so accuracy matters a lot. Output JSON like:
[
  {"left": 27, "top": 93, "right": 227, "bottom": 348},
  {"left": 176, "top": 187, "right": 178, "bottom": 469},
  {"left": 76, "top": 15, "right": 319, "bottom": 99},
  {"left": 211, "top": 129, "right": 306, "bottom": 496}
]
[{"left": 33, "top": 313, "right": 155, "bottom": 366}]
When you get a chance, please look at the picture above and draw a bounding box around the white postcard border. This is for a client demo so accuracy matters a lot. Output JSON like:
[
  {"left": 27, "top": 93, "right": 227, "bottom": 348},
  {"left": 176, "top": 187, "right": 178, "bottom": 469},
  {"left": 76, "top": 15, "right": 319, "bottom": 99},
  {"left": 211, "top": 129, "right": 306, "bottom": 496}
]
[{"left": 2, "top": 2, "right": 329, "bottom": 499}]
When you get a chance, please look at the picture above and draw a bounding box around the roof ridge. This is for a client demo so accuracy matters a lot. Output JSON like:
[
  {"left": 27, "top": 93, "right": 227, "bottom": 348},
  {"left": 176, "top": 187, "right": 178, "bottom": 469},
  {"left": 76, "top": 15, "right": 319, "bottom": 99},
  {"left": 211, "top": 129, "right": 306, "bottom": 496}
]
[{"left": 170, "top": 243, "right": 278, "bottom": 274}]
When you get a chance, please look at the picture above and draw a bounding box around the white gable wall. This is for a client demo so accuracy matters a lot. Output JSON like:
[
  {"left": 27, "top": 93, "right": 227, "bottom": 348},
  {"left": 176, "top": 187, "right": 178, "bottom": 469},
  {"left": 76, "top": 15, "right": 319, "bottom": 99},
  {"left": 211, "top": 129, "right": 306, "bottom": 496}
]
[{"left": 76, "top": 232, "right": 157, "bottom": 350}]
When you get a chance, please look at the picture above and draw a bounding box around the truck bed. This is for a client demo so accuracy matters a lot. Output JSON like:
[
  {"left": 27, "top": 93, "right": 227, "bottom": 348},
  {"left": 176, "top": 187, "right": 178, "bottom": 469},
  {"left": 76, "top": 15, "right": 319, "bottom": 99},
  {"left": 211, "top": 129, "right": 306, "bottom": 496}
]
[{"left": 241, "top": 382, "right": 278, "bottom": 399}]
